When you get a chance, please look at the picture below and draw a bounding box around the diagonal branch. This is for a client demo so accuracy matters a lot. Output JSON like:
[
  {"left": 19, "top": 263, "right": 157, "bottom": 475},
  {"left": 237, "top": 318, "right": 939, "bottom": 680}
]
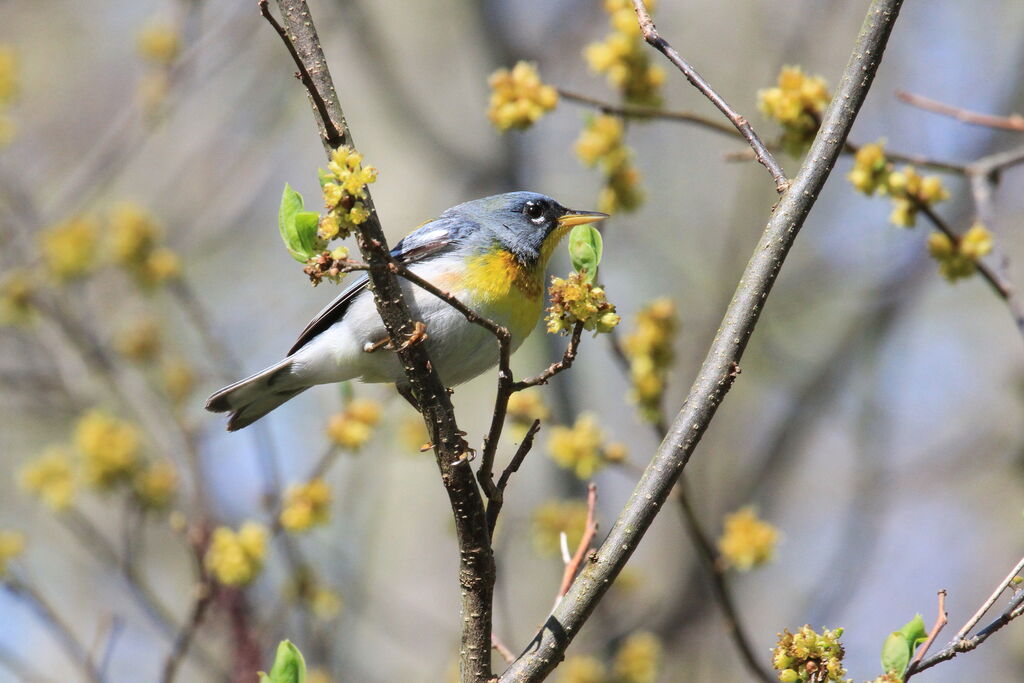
[
  {"left": 896, "top": 90, "right": 1024, "bottom": 132},
  {"left": 499, "top": 1, "right": 906, "bottom": 678},
  {"left": 632, "top": 1, "right": 788, "bottom": 192},
  {"left": 262, "top": 2, "right": 494, "bottom": 680}
]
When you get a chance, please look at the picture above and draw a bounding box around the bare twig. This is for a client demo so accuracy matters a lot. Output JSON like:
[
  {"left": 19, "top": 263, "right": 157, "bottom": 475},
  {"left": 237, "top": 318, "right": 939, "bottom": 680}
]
[
  {"left": 908, "top": 590, "right": 948, "bottom": 669},
  {"left": 896, "top": 90, "right": 1024, "bottom": 132},
  {"left": 486, "top": 419, "right": 542, "bottom": 537},
  {"left": 556, "top": 484, "right": 598, "bottom": 603},
  {"left": 263, "top": 3, "right": 494, "bottom": 679},
  {"left": 955, "top": 555, "right": 1024, "bottom": 641},
  {"left": 491, "top": 634, "right": 516, "bottom": 665},
  {"left": 500, "top": 1, "right": 906, "bottom": 678},
  {"left": 632, "top": 1, "right": 788, "bottom": 192},
  {"left": 557, "top": 88, "right": 738, "bottom": 138}
]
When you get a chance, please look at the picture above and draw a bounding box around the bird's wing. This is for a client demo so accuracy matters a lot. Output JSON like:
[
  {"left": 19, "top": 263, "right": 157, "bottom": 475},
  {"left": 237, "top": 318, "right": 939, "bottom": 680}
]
[{"left": 286, "top": 218, "right": 462, "bottom": 355}]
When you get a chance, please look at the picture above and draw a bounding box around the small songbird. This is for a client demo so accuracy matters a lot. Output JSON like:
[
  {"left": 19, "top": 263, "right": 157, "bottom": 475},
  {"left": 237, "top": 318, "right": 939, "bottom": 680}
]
[{"left": 205, "top": 192, "right": 607, "bottom": 430}]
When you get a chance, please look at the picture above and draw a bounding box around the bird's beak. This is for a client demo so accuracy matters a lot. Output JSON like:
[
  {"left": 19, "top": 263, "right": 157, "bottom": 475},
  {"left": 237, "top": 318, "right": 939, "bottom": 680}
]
[{"left": 557, "top": 209, "right": 609, "bottom": 228}]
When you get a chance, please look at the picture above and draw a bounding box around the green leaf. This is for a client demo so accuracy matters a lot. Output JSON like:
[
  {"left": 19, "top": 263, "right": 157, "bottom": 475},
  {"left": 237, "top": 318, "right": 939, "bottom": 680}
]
[
  {"left": 258, "top": 640, "right": 306, "bottom": 683},
  {"left": 278, "top": 184, "right": 322, "bottom": 263},
  {"left": 880, "top": 631, "right": 911, "bottom": 676},
  {"left": 899, "top": 614, "right": 928, "bottom": 648},
  {"left": 568, "top": 224, "right": 604, "bottom": 283},
  {"left": 317, "top": 167, "right": 333, "bottom": 188}
]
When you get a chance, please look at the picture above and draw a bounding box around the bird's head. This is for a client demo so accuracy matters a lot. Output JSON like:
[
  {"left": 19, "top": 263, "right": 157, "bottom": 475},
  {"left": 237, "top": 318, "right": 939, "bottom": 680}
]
[{"left": 446, "top": 191, "right": 607, "bottom": 268}]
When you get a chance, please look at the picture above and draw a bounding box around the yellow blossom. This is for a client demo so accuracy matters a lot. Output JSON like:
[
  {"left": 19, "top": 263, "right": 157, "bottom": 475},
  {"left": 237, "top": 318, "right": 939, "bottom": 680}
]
[
  {"left": 18, "top": 446, "right": 76, "bottom": 511},
  {"left": 584, "top": 0, "right": 662, "bottom": 106},
  {"left": 546, "top": 271, "right": 620, "bottom": 335},
  {"left": 772, "top": 625, "right": 847, "bottom": 682},
  {"left": 884, "top": 166, "right": 949, "bottom": 227},
  {"left": 548, "top": 413, "right": 609, "bottom": 479},
  {"left": 847, "top": 141, "right": 890, "bottom": 195},
  {"left": 758, "top": 66, "right": 831, "bottom": 155},
  {"left": 316, "top": 146, "right": 378, "bottom": 243},
  {"left": 960, "top": 222, "right": 993, "bottom": 260},
  {"left": 136, "top": 20, "right": 181, "bottom": 65},
  {"left": 507, "top": 389, "right": 549, "bottom": 438},
  {"left": 575, "top": 115, "right": 644, "bottom": 214},
  {"left": 575, "top": 115, "right": 624, "bottom": 167},
  {"left": 556, "top": 655, "right": 606, "bottom": 683},
  {"left": 487, "top": 61, "right": 559, "bottom": 131},
  {"left": 326, "top": 398, "right": 382, "bottom": 450},
  {"left": 109, "top": 201, "right": 161, "bottom": 265},
  {"left": 133, "top": 461, "right": 178, "bottom": 509},
  {"left": 205, "top": 521, "right": 267, "bottom": 586},
  {"left": 115, "top": 318, "right": 162, "bottom": 362},
  {"left": 531, "top": 500, "right": 588, "bottom": 557},
  {"left": 280, "top": 478, "right": 333, "bottom": 532},
  {"left": 0, "top": 530, "right": 25, "bottom": 576},
  {"left": 0, "top": 45, "right": 17, "bottom": 104},
  {"left": 612, "top": 632, "right": 662, "bottom": 683},
  {"left": 623, "top": 298, "right": 677, "bottom": 422},
  {"left": 927, "top": 223, "right": 993, "bottom": 282},
  {"left": 74, "top": 410, "right": 142, "bottom": 489},
  {"left": 0, "top": 269, "right": 34, "bottom": 325},
  {"left": 717, "top": 505, "right": 779, "bottom": 571},
  {"left": 141, "top": 247, "right": 182, "bottom": 285},
  {"left": 40, "top": 216, "right": 100, "bottom": 281},
  {"left": 161, "top": 357, "right": 196, "bottom": 405},
  {"left": 310, "top": 586, "right": 343, "bottom": 621}
]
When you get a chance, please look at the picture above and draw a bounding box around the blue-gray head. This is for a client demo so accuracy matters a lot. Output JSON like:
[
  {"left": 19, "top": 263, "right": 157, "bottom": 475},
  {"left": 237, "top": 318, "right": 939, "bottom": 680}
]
[{"left": 441, "top": 191, "right": 607, "bottom": 267}]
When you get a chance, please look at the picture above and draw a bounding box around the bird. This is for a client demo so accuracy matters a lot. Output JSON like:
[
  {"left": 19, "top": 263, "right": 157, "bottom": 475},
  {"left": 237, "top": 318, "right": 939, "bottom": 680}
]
[{"left": 205, "top": 191, "right": 607, "bottom": 431}]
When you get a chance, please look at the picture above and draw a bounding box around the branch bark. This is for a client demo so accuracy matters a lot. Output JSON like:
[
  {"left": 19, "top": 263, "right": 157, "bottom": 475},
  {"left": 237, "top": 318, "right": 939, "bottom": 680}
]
[
  {"left": 264, "top": 2, "right": 494, "bottom": 679},
  {"left": 499, "top": 1, "right": 905, "bottom": 678}
]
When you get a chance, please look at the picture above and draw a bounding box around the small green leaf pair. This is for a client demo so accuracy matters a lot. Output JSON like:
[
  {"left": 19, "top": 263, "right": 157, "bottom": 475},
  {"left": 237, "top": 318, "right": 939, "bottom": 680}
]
[
  {"left": 880, "top": 614, "right": 928, "bottom": 679},
  {"left": 258, "top": 640, "right": 307, "bottom": 683},
  {"left": 279, "top": 184, "right": 324, "bottom": 263},
  {"left": 568, "top": 224, "right": 604, "bottom": 283}
]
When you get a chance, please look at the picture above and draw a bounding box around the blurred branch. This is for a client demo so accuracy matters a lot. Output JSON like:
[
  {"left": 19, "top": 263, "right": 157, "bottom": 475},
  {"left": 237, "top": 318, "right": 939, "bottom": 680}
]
[
  {"left": 261, "top": 2, "right": 494, "bottom": 679},
  {"left": 954, "top": 555, "right": 1024, "bottom": 642},
  {"left": 4, "top": 576, "right": 102, "bottom": 683},
  {"left": 0, "top": 641, "right": 56, "bottom": 683},
  {"left": 908, "top": 590, "right": 948, "bottom": 670},
  {"left": 499, "top": 1, "right": 906, "bottom": 678},
  {"left": 632, "top": 0, "right": 788, "bottom": 192},
  {"left": 896, "top": 89, "right": 1024, "bottom": 131},
  {"left": 556, "top": 483, "right": 598, "bottom": 603}
]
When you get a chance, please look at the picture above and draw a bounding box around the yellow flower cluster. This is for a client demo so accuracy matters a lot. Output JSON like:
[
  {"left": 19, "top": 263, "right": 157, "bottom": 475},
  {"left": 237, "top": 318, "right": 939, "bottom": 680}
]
[
  {"left": 136, "top": 20, "right": 181, "bottom": 66},
  {"left": 717, "top": 506, "right": 779, "bottom": 571},
  {"left": 886, "top": 166, "right": 950, "bottom": 227},
  {"left": 397, "top": 413, "right": 430, "bottom": 453},
  {"left": 622, "top": 298, "right": 676, "bottom": 422},
  {"left": 115, "top": 318, "right": 162, "bottom": 362},
  {"left": 74, "top": 410, "right": 142, "bottom": 489},
  {"left": 280, "top": 478, "right": 332, "bottom": 533},
  {"left": 133, "top": 461, "right": 178, "bottom": 510},
  {"left": 554, "top": 632, "right": 662, "bottom": 683},
  {"left": 319, "top": 146, "right": 378, "bottom": 241},
  {"left": 0, "top": 45, "right": 17, "bottom": 146},
  {"left": 310, "top": 585, "right": 343, "bottom": 621},
  {"left": 546, "top": 271, "right": 621, "bottom": 335},
  {"left": 772, "top": 625, "right": 847, "bottom": 683},
  {"left": 927, "top": 223, "right": 993, "bottom": 281},
  {"left": 758, "top": 66, "right": 831, "bottom": 155},
  {"left": 109, "top": 202, "right": 181, "bottom": 286},
  {"left": 161, "top": 357, "right": 196, "bottom": 406},
  {"left": 40, "top": 216, "right": 100, "bottom": 282},
  {"left": 487, "top": 61, "right": 558, "bottom": 131},
  {"left": 18, "top": 446, "right": 76, "bottom": 511},
  {"left": 507, "top": 389, "right": 549, "bottom": 437},
  {"left": 326, "top": 398, "right": 382, "bottom": 450},
  {"left": 0, "top": 269, "right": 34, "bottom": 325},
  {"left": 531, "top": 500, "right": 588, "bottom": 557},
  {"left": 548, "top": 413, "right": 626, "bottom": 479},
  {"left": 0, "top": 530, "right": 25, "bottom": 576},
  {"left": 204, "top": 521, "right": 268, "bottom": 586},
  {"left": 575, "top": 115, "right": 644, "bottom": 214},
  {"left": 847, "top": 143, "right": 951, "bottom": 227},
  {"left": 583, "top": 0, "right": 664, "bottom": 106}
]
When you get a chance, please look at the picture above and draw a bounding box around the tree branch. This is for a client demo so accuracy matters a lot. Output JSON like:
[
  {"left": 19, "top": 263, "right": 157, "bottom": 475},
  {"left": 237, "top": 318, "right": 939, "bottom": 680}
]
[
  {"left": 632, "top": 1, "right": 788, "bottom": 192},
  {"left": 499, "top": 1, "right": 905, "bottom": 678},
  {"left": 263, "top": 2, "right": 494, "bottom": 679},
  {"left": 896, "top": 90, "right": 1024, "bottom": 132}
]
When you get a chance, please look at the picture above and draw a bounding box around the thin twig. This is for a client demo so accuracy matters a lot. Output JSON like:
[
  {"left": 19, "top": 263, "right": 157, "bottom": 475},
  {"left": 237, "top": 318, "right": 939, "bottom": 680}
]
[
  {"left": 491, "top": 634, "right": 516, "bottom": 665},
  {"left": 556, "top": 483, "right": 598, "bottom": 603},
  {"left": 955, "top": 555, "right": 1024, "bottom": 641},
  {"left": 557, "top": 88, "right": 738, "bottom": 138},
  {"left": 908, "top": 590, "right": 948, "bottom": 669},
  {"left": 486, "top": 419, "right": 542, "bottom": 537},
  {"left": 896, "top": 90, "right": 1024, "bottom": 132},
  {"left": 632, "top": 0, "right": 788, "bottom": 192},
  {"left": 500, "top": 1, "right": 906, "bottom": 678}
]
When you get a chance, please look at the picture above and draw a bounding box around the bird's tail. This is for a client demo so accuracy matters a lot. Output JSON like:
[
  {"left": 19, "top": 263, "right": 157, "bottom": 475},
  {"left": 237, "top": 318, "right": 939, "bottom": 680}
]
[{"left": 205, "top": 358, "right": 308, "bottom": 431}]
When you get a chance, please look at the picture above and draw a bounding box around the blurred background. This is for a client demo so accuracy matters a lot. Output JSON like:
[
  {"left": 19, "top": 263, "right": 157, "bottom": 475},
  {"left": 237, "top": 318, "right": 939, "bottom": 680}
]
[{"left": 2, "top": 0, "right": 1024, "bottom": 681}]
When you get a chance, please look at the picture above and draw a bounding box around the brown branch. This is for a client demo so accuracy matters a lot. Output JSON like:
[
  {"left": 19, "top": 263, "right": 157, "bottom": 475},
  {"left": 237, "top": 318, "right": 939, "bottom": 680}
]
[
  {"left": 513, "top": 322, "right": 585, "bottom": 391},
  {"left": 955, "top": 555, "right": 1024, "bottom": 642},
  {"left": 491, "top": 634, "right": 516, "bottom": 665},
  {"left": 632, "top": 0, "right": 788, "bottom": 192},
  {"left": 486, "top": 419, "right": 542, "bottom": 537},
  {"left": 263, "top": 3, "right": 494, "bottom": 680},
  {"left": 896, "top": 90, "right": 1024, "bottom": 132},
  {"left": 557, "top": 88, "right": 739, "bottom": 138},
  {"left": 500, "top": 1, "right": 906, "bottom": 678},
  {"left": 556, "top": 483, "right": 599, "bottom": 601},
  {"left": 908, "top": 590, "right": 948, "bottom": 671}
]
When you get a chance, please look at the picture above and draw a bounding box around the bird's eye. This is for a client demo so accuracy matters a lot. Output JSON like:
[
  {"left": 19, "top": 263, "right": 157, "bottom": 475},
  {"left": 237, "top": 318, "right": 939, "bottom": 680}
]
[{"left": 524, "top": 201, "right": 544, "bottom": 221}]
